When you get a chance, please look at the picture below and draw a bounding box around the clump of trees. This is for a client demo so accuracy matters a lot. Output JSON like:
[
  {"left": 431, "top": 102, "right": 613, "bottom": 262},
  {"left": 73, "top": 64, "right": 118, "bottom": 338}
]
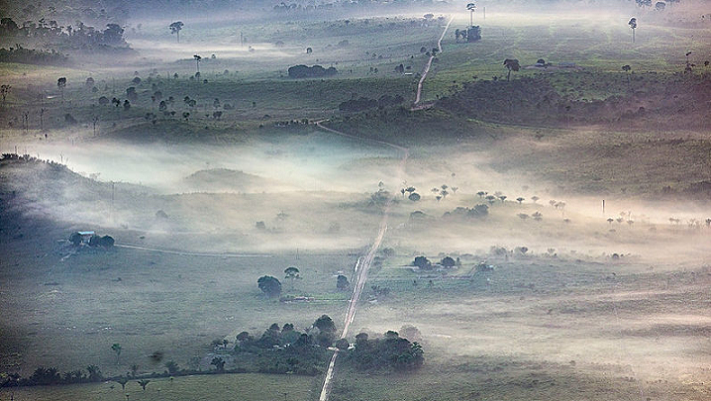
[
  {"left": 232, "top": 316, "right": 337, "bottom": 375},
  {"left": 442, "top": 204, "right": 489, "bottom": 219},
  {"left": 68, "top": 232, "right": 114, "bottom": 248},
  {"left": 412, "top": 255, "right": 458, "bottom": 270},
  {"left": 346, "top": 331, "right": 424, "bottom": 372},
  {"left": 0, "top": 46, "right": 68, "bottom": 65},
  {"left": 338, "top": 94, "right": 405, "bottom": 112},
  {"left": 287, "top": 64, "right": 337, "bottom": 79},
  {"left": 0, "top": 18, "right": 130, "bottom": 53}
]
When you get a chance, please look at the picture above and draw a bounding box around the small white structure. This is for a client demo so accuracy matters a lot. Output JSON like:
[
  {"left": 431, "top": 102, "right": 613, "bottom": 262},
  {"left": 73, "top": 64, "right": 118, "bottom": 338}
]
[{"left": 77, "top": 231, "right": 95, "bottom": 243}]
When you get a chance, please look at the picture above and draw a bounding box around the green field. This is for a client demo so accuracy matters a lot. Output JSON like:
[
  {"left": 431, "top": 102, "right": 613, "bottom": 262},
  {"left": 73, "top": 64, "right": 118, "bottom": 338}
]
[{"left": 2, "top": 2, "right": 711, "bottom": 400}]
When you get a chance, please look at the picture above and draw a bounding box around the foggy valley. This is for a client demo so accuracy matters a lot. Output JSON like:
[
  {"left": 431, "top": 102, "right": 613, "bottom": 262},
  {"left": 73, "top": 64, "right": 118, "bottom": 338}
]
[{"left": 1, "top": 0, "right": 710, "bottom": 400}]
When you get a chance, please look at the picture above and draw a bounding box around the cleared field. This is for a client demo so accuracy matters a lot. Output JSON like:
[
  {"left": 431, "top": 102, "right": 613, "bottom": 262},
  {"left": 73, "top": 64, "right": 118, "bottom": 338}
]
[
  {"left": 4, "top": 372, "right": 320, "bottom": 401},
  {"left": 335, "top": 254, "right": 711, "bottom": 400},
  {"left": 2, "top": 3, "right": 710, "bottom": 401}
]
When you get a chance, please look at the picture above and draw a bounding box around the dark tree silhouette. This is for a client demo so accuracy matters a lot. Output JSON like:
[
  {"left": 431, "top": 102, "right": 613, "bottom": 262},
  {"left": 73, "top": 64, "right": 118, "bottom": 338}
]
[
  {"left": 629, "top": 18, "right": 637, "bottom": 42},
  {"left": 467, "top": 3, "right": 477, "bottom": 26},
  {"left": 211, "top": 357, "right": 225, "bottom": 372},
  {"left": 169, "top": 21, "right": 183, "bottom": 42},
  {"left": 194, "top": 54, "right": 202, "bottom": 73},
  {"left": 503, "top": 59, "right": 520, "bottom": 81},
  {"left": 413, "top": 256, "right": 432, "bottom": 270},
  {"left": 115, "top": 377, "right": 129, "bottom": 390},
  {"left": 111, "top": 343, "right": 122, "bottom": 364},
  {"left": 622, "top": 64, "right": 632, "bottom": 87},
  {"left": 137, "top": 379, "right": 150, "bottom": 390},
  {"left": 57, "top": 77, "right": 66, "bottom": 99},
  {"left": 258, "top": 275, "right": 282, "bottom": 297},
  {"left": 284, "top": 266, "right": 300, "bottom": 289},
  {"left": 337, "top": 274, "right": 350, "bottom": 290}
]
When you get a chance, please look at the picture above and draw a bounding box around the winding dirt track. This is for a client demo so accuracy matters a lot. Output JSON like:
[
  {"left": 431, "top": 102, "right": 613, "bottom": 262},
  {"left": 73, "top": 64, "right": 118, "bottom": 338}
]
[{"left": 414, "top": 16, "right": 454, "bottom": 106}]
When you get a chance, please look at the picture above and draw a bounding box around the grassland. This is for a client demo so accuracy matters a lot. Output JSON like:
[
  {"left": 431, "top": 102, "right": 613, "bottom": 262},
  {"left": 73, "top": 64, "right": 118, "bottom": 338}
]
[{"left": 2, "top": 4, "right": 711, "bottom": 401}]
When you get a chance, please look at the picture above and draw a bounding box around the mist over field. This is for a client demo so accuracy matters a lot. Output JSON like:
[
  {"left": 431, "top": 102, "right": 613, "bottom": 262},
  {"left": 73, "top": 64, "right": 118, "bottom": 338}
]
[{"left": 1, "top": 0, "right": 710, "bottom": 400}]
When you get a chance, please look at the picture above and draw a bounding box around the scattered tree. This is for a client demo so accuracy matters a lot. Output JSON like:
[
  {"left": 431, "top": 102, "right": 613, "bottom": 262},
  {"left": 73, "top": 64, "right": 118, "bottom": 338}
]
[
  {"left": 337, "top": 274, "right": 350, "bottom": 290},
  {"left": 503, "top": 59, "right": 520, "bottom": 81},
  {"left": 169, "top": 21, "right": 184, "bottom": 42},
  {"left": 284, "top": 266, "right": 301, "bottom": 290},
  {"left": 467, "top": 2, "right": 477, "bottom": 26},
  {"left": 111, "top": 343, "right": 122, "bottom": 365},
  {"left": 57, "top": 77, "right": 66, "bottom": 99},
  {"left": 194, "top": 54, "right": 202, "bottom": 73},
  {"left": 413, "top": 256, "right": 432, "bottom": 270},
  {"left": 629, "top": 18, "right": 637, "bottom": 43},
  {"left": 258, "top": 275, "right": 282, "bottom": 298}
]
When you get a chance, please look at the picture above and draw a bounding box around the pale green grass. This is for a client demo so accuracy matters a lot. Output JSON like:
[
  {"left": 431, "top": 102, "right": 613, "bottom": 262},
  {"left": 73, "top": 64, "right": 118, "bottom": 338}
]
[{"left": 4, "top": 373, "right": 320, "bottom": 401}]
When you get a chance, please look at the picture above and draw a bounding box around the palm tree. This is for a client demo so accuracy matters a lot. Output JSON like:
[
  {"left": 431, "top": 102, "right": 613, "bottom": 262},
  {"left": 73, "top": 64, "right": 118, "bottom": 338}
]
[
  {"left": 57, "top": 77, "right": 66, "bottom": 100},
  {"left": 467, "top": 3, "right": 476, "bottom": 26},
  {"left": 622, "top": 64, "right": 632, "bottom": 87},
  {"left": 628, "top": 18, "right": 637, "bottom": 43},
  {"left": 169, "top": 21, "right": 183, "bottom": 42},
  {"left": 503, "top": 59, "right": 520, "bottom": 81},
  {"left": 115, "top": 377, "right": 129, "bottom": 390},
  {"left": 193, "top": 55, "right": 202, "bottom": 73}
]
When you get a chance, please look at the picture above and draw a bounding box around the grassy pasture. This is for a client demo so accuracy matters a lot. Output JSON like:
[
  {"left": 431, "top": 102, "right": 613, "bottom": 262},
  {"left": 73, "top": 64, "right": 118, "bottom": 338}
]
[
  {"left": 3, "top": 372, "right": 320, "bottom": 401},
  {"left": 2, "top": 6, "right": 711, "bottom": 401},
  {"left": 334, "top": 252, "right": 711, "bottom": 400},
  {"left": 420, "top": 13, "right": 711, "bottom": 102},
  {"left": 0, "top": 222, "right": 354, "bottom": 378}
]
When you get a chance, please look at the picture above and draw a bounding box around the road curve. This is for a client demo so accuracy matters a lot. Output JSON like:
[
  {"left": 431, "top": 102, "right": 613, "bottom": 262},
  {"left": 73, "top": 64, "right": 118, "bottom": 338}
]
[{"left": 414, "top": 16, "right": 454, "bottom": 105}]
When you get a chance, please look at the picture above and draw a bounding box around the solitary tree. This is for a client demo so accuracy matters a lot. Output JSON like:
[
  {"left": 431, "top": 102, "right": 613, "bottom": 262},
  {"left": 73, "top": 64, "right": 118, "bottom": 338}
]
[
  {"left": 467, "top": 3, "right": 477, "bottom": 26},
  {"left": 57, "top": 77, "right": 67, "bottom": 100},
  {"left": 193, "top": 54, "right": 202, "bottom": 73},
  {"left": 111, "top": 343, "right": 122, "bottom": 365},
  {"left": 413, "top": 256, "right": 431, "bottom": 269},
  {"left": 503, "top": 59, "right": 520, "bottom": 81},
  {"left": 336, "top": 274, "right": 350, "bottom": 290},
  {"left": 284, "top": 266, "right": 300, "bottom": 290},
  {"left": 622, "top": 64, "right": 632, "bottom": 87},
  {"left": 257, "top": 275, "right": 282, "bottom": 298},
  {"left": 440, "top": 256, "right": 456, "bottom": 268},
  {"left": 628, "top": 18, "right": 637, "bottom": 43},
  {"left": 169, "top": 21, "right": 184, "bottom": 42},
  {"left": 115, "top": 377, "right": 129, "bottom": 390}
]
